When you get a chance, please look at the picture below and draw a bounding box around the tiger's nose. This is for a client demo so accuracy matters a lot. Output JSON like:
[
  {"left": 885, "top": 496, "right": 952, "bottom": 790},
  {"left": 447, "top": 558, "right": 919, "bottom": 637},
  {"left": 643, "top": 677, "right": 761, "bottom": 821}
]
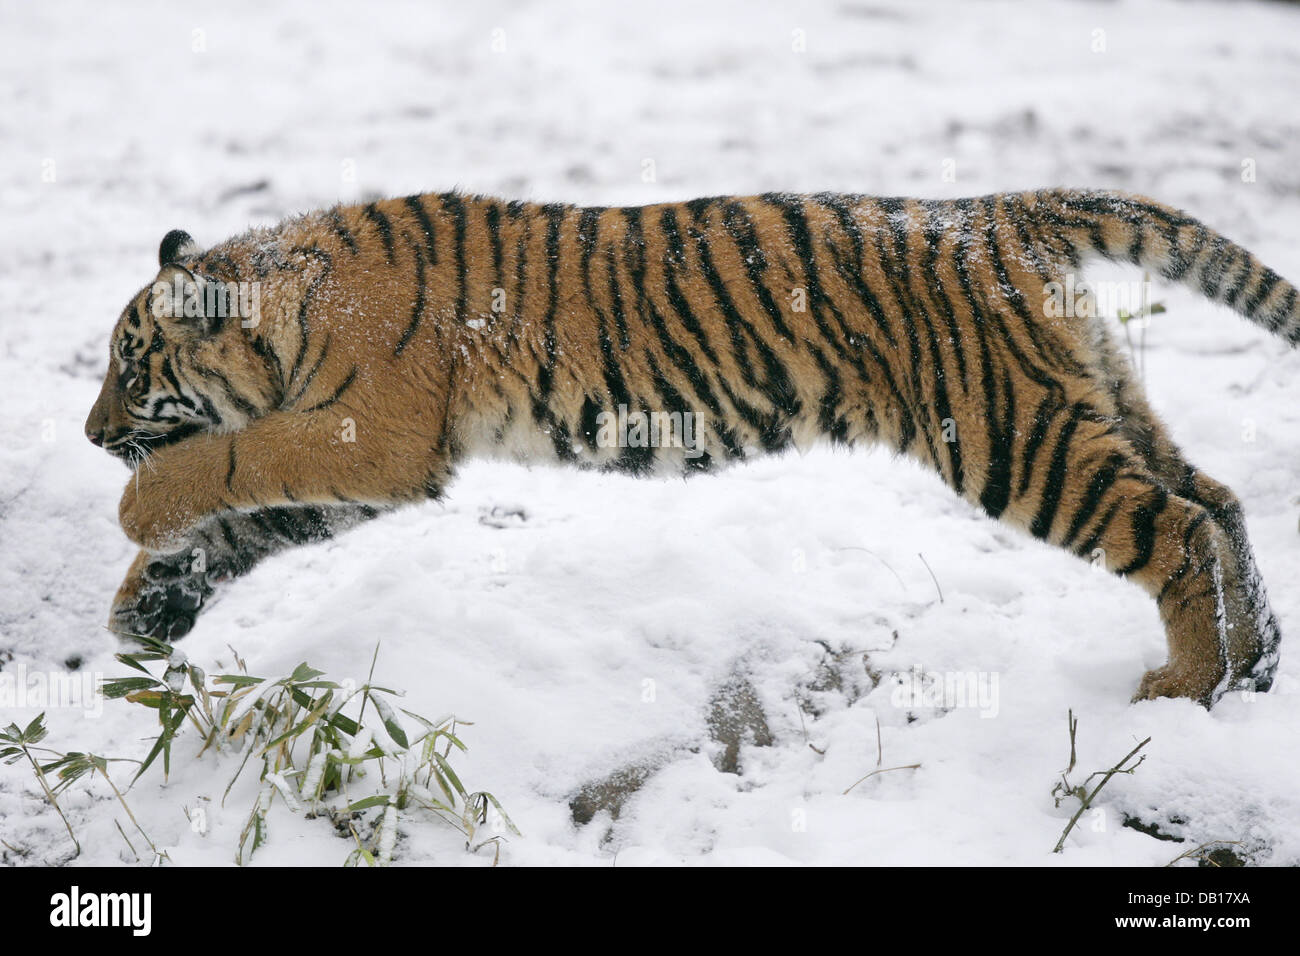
[{"left": 85, "top": 423, "right": 105, "bottom": 446}]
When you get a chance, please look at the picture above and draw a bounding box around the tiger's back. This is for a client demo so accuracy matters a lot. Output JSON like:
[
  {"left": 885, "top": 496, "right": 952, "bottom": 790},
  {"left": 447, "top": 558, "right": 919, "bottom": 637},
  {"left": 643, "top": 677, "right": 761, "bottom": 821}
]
[{"left": 87, "top": 187, "right": 1295, "bottom": 706}]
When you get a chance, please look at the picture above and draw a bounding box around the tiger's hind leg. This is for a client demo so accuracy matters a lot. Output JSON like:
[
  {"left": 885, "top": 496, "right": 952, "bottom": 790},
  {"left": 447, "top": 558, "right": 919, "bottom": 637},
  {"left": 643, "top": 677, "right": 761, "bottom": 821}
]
[
  {"left": 1093, "top": 335, "right": 1282, "bottom": 696},
  {"left": 998, "top": 400, "right": 1248, "bottom": 705},
  {"left": 110, "top": 503, "right": 383, "bottom": 642}
]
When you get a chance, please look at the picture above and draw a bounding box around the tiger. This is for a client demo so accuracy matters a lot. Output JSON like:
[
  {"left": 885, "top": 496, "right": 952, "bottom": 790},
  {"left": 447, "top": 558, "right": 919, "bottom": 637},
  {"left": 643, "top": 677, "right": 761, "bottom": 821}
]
[{"left": 84, "top": 187, "right": 1294, "bottom": 707}]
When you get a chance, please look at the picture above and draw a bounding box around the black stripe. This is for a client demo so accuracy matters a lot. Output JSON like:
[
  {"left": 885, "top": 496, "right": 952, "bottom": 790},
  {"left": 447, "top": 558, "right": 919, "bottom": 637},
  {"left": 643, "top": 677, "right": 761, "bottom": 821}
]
[
  {"left": 605, "top": 241, "right": 631, "bottom": 350},
  {"left": 659, "top": 207, "right": 721, "bottom": 367},
  {"left": 1157, "top": 511, "right": 1213, "bottom": 603},
  {"left": 986, "top": 196, "right": 1086, "bottom": 376},
  {"left": 878, "top": 196, "right": 964, "bottom": 490},
  {"left": 1029, "top": 405, "right": 1085, "bottom": 540},
  {"left": 193, "top": 362, "right": 259, "bottom": 417},
  {"left": 955, "top": 205, "right": 1012, "bottom": 519},
  {"left": 686, "top": 208, "right": 801, "bottom": 422},
  {"left": 643, "top": 350, "right": 740, "bottom": 464},
  {"left": 286, "top": 331, "right": 332, "bottom": 406},
  {"left": 581, "top": 208, "right": 652, "bottom": 472},
  {"left": 1017, "top": 397, "right": 1059, "bottom": 497},
  {"left": 1243, "top": 267, "right": 1281, "bottom": 320},
  {"left": 808, "top": 344, "right": 849, "bottom": 443},
  {"left": 814, "top": 194, "right": 902, "bottom": 352},
  {"left": 363, "top": 203, "right": 396, "bottom": 265},
  {"left": 286, "top": 246, "right": 332, "bottom": 387},
  {"left": 1074, "top": 497, "right": 1124, "bottom": 560},
  {"left": 485, "top": 200, "right": 504, "bottom": 313},
  {"left": 813, "top": 201, "right": 919, "bottom": 450},
  {"left": 919, "top": 199, "right": 970, "bottom": 390},
  {"left": 508, "top": 214, "right": 532, "bottom": 358},
  {"left": 765, "top": 195, "right": 903, "bottom": 450},
  {"left": 1198, "top": 238, "right": 1233, "bottom": 301},
  {"left": 532, "top": 203, "right": 566, "bottom": 416},
  {"left": 403, "top": 195, "right": 440, "bottom": 266},
  {"left": 1222, "top": 252, "right": 1254, "bottom": 308},
  {"left": 622, "top": 207, "right": 722, "bottom": 417},
  {"left": 443, "top": 193, "right": 469, "bottom": 321},
  {"left": 248, "top": 335, "right": 285, "bottom": 403},
  {"left": 1281, "top": 287, "right": 1299, "bottom": 342},
  {"left": 302, "top": 366, "right": 358, "bottom": 413},
  {"left": 718, "top": 201, "right": 796, "bottom": 342},
  {"left": 1116, "top": 486, "right": 1169, "bottom": 576},
  {"left": 225, "top": 440, "right": 238, "bottom": 492},
  {"left": 764, "top": 194, "right": 859, "bottom": 360},
  {"left": 1170, "top": 224, "right": 1214, "bottom": 284},
  {"left": 156, "top": 358, "right": 193, "bottom": 411},
  {"left": 394, "top": 243, "right": 426, "bottom": 356},
  {"left": 328, "top": 209, "right": 359, "bottom": 255},
  {"left": 870, "top": 197, "right": 943, "bottom": 471}
]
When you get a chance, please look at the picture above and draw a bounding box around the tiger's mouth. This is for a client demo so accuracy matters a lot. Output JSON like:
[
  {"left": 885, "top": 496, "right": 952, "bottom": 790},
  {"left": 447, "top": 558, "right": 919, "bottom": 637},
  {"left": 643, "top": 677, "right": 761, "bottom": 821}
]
[{"left": 103, "top": 422, "right": 205, "bottom": 467}]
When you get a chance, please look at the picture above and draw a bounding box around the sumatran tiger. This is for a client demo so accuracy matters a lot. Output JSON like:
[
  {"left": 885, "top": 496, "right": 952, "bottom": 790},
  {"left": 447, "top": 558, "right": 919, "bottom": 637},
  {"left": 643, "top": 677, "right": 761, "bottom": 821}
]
[{"left": 84, "top": 188, "right": 1293, "bottom": 707}]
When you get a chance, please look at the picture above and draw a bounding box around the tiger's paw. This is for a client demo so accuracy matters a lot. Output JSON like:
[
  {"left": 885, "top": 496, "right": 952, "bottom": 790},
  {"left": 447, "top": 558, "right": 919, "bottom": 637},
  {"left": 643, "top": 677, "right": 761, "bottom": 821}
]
[
  {"left": 109, "top": 549, "right": 215, "bottom": 643},
  {"left": 1132, "top": 663, "right": 1223, "bottom": 708},
  {"left": 1236, "top": 612, "right": 1282, "bottom": 695}
]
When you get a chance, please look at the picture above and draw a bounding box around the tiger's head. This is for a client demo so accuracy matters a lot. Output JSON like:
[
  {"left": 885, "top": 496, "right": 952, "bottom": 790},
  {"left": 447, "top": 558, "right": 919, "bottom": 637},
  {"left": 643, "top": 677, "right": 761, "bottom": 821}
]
[{"left": 85, "top": 229, "right": 276, "bottom": 466}]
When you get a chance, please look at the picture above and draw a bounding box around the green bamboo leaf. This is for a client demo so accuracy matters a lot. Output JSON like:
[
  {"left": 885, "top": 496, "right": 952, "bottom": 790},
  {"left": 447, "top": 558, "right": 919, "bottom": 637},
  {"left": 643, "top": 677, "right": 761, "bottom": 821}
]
[
  {"left": 288, "top": 662, "right": 326, "bottom": 683},
  {"left": 215, "top": 674, "right": 265, "bottom": 688},
  {"left": 345, "top": 845, "right": 377, "bottom": 867},
  {"left": 346, "top": 794, "right": 391, "bottom": 812},
  {"left": 326, "top": 711, "right": 360, "bottom": 736},
  {"left": 101, "top": 677, "right": 161, "bottom": 699},
  {"left": 288, "top": 687, "right": 325, "bottom": 711},
  {"left": 439, "top": 730, "right": 469, "bottom": 753},
  {"left": 432, "top": 753, "right": 467, "bottom": 799},
  {"left": 371, "top": 695, "right": 409, "bottom": 750},
  {"left": 22, "top": 714, "right": 47, "bottom": 743},
  {"left": 112, "top": 654, "right": 154, "bottom": 675},
  {"left": 39, "top": 754, "right": 77, "bottom": 774},
  {"left": 431, "top": 766, "right": 456, "bottom": 806},
  {"left": 133, "top": 733, "right": 169, "bottom": 783}
]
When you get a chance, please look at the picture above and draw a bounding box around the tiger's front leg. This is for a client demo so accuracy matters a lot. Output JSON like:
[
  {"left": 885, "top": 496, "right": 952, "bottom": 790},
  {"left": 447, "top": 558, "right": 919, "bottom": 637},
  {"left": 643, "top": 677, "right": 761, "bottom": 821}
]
[{"left": 117, "top": 407, "right": 443, "bottom": 551}]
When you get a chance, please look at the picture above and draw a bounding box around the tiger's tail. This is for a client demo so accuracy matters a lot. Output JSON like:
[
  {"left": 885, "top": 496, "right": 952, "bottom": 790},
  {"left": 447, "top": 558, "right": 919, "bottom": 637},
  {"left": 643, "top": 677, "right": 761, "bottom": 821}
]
[{"left": 1030, "top": 188, "right": 1300, "bottom": 344}]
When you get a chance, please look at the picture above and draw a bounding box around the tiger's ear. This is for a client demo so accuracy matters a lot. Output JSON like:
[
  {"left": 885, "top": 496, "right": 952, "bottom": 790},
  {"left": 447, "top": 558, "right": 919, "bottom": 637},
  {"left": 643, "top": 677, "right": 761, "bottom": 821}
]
[
  {"left": 149, "top": 264, "right": 224, "bottom": 335},
  {"left": 159, "top": 229, "right": 199, "bottom": 267}
]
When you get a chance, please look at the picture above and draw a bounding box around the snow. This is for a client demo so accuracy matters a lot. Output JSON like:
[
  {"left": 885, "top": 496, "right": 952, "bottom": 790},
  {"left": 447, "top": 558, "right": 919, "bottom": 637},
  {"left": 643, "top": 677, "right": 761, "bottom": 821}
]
[{"left": 2, "top": 0, "right": 1300, "bottom": 866}]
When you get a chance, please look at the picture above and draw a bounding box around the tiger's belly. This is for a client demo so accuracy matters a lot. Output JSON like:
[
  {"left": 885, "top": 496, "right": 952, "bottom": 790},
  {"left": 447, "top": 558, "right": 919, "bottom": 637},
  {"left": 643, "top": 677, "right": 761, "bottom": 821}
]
[{"left": 456, "top": 398, "right": 834, "bottom": 476}]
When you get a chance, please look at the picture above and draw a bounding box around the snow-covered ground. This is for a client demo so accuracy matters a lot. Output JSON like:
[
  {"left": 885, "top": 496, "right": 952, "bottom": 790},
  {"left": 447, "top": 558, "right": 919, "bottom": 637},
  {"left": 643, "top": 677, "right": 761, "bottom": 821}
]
[{"left": 2, "top": 0, "right": 1299, "bottom": 866}]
